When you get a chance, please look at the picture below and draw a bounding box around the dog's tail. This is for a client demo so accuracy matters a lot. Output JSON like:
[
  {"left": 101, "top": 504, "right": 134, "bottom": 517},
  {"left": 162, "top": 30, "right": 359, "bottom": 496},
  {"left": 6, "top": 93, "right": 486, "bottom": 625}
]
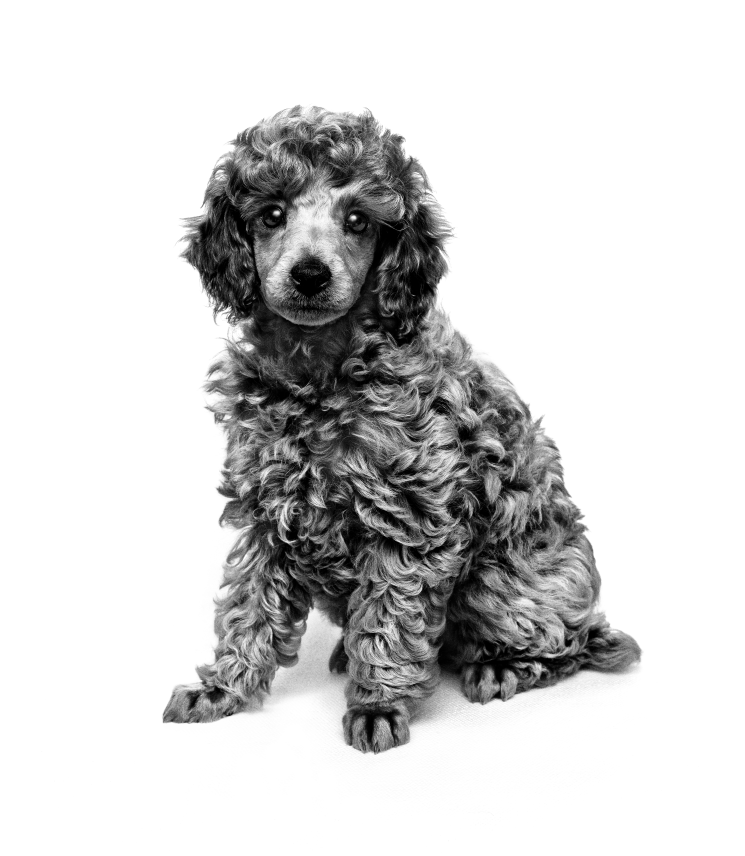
[{"left": 579, "top": 618, "right": 642, "bottom": 672}]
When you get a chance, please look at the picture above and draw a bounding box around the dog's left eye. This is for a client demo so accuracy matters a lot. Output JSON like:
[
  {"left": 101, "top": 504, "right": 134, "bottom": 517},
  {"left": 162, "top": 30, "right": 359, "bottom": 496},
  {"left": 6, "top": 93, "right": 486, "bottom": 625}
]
[
  {"left": 261, "top": 206, "right": 285, "bottom": 228},
  {"left": 346, "top": 212, "right": 368, "bottom": 233}
]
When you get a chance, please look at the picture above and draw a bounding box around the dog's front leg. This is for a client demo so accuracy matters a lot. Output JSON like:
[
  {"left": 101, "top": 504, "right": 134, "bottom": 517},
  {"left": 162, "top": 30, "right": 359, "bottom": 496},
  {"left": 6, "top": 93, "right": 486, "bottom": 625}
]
[
  {"left": 164, "top": 529, "right": 311, "bottom": 723},
  {"left": 341, "top": 540, "right": 456, "bottom": 753}
]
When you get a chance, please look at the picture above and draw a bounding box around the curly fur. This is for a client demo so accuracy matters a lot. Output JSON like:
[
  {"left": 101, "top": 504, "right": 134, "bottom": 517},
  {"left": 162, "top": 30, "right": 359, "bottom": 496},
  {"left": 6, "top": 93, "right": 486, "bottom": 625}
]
[{"left": 164, "top": 106, "right": 641, "bottom": 752}]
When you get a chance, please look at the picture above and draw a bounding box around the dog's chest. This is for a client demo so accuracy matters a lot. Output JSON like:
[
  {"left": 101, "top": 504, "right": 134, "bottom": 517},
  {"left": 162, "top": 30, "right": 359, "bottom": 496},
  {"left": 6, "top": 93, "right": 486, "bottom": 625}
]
[{"left": 241, "top": 390, "right": 454, "bottom": 532}]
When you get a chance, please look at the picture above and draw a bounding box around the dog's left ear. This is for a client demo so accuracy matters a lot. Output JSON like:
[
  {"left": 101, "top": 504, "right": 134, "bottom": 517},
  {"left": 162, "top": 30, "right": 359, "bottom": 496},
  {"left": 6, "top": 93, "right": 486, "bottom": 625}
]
[
  {"left": 375, "top": 157, "right": 451, "bottom": 340},
  {"left": 182, "top": 155, "right": 257, "bottom": 322}
]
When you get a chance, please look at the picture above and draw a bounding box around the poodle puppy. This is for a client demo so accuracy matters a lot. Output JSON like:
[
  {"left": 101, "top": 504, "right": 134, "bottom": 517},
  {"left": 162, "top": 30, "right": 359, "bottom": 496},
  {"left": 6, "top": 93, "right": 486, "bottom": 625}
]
[{"left": 163, "top": 106, "right": 640, "bottom": 752}]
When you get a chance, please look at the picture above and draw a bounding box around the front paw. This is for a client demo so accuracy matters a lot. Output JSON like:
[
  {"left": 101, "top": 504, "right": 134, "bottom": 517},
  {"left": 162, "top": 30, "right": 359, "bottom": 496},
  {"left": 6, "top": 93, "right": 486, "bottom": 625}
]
[
  {"left": 163, "top": 683, "right": 244, "bottom": 723},
  {"left": 342, "top": 703, "right": 411, "bottom": 754}
]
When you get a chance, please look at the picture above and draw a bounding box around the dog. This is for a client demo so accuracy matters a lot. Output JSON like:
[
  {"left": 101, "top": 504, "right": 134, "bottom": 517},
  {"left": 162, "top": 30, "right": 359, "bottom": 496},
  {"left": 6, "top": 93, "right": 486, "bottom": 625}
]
[{"left": 163, "top": 106, "right": 641, "bottom": 752}]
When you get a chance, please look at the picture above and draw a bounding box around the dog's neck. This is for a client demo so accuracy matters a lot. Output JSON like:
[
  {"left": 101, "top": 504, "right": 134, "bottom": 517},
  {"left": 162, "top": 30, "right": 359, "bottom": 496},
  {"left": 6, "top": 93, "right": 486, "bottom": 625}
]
[{"left": 238, "top": 289, "right": 394, "bottom": 397}]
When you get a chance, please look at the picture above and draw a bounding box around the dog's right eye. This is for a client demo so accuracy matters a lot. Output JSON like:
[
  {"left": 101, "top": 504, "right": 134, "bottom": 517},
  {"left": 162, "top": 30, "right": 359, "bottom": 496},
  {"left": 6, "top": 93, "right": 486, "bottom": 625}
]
[{"left": 261, "top": 206, "right": 285, "bottom": 228}]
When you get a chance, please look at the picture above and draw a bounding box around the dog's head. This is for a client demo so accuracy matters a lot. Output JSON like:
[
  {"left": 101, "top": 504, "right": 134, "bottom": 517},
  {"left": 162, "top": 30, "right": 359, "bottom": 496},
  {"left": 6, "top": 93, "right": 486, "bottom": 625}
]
[{"left": 183, "top": 106, "right": 451, "bottom": 340}]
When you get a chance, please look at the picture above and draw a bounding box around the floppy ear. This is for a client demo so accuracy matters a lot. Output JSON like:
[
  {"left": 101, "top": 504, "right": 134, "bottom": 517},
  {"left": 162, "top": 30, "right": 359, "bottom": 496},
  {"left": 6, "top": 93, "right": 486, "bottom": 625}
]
[
  {"left": 182, "top": 155, "right": 257, "bottom": 322},
  {"left": 375, "top": 157, "right": 451, "bottom": 341}
]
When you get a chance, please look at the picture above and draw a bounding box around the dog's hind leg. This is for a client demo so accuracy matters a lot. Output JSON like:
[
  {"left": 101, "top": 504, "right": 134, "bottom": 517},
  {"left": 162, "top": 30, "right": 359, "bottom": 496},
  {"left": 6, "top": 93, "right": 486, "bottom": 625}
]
[
  {"left": 445, "top": 531, "right": 641, "bottom": 705},
  {"left": 163, "top": 527, "right": 312, "bottom": 723},
  {"left": 460, "top": 620, "right": 642, "bottom": 703},
  {"left": 328, "top": 636, "right": 349, "bottom": 673},
  {"left": 312, "top": 598, "right": 349, "bottom": 674}
]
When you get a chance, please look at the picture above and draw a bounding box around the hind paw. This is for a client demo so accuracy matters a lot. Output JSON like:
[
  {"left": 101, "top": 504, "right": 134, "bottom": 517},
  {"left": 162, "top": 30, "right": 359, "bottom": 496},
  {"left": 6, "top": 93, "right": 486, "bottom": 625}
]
[
  {"left": 461, "top": 662, "right": 520, "bottom": 704},
  {"left": 163, "top": 683, "right": 245, "bottom": 723}
]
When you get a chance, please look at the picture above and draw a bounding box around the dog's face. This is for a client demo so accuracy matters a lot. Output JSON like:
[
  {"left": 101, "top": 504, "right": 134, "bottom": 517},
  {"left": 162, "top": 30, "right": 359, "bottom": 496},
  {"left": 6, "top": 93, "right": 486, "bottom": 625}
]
[
  {"left": 183, "top": 106, "right": 451, "bottom": 340},
  {"left": 252, "top": 181, "right": 378, "bottom": 327}
]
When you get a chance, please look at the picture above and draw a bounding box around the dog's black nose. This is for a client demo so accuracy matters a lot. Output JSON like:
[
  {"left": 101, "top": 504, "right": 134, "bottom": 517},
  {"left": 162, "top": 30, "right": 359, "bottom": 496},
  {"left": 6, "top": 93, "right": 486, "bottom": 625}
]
[{"left": 290, "top": 259, "right": 332, "bottom": 296}]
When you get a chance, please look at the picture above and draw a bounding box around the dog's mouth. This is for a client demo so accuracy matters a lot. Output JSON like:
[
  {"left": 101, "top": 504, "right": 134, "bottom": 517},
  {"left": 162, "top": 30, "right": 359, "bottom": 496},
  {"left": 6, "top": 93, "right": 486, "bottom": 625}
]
[
  {"left": 264, "top": 275, "right": 357, "bottom": 325},
  {"left": 260, "top": 268, "right": 364, "bottom": 328},
  {"left": 271, "top": 299, "right": 348, "bottom": 327}
]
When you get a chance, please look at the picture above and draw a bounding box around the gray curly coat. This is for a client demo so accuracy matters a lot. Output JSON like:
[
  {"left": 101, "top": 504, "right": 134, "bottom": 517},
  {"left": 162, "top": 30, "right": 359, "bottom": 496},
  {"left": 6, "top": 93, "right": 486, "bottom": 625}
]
[{"left": 163, "top": 106, "right": 640, "bottom": 752}]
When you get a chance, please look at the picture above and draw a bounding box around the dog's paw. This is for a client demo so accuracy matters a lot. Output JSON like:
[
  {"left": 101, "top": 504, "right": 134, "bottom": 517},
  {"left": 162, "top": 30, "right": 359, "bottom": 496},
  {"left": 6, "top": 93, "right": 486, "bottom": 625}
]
[
  {"left": 461, "top": 662, "right": 520, "bottom": 704},
  {"left": 163, "top": 683, "right": 244, "bottom": 723},
  {"left": 342, "top": 703, "right": 411, "bottom": 754},
  {"left": 328, "top": 638, "right": 349, "bottom": 673}
]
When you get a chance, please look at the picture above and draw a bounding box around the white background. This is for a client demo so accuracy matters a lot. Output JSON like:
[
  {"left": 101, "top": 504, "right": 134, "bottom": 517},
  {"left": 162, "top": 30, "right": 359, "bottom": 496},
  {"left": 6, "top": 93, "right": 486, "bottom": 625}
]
[{"left": 3, "top": 2, "right": 743, "bottom": 854}]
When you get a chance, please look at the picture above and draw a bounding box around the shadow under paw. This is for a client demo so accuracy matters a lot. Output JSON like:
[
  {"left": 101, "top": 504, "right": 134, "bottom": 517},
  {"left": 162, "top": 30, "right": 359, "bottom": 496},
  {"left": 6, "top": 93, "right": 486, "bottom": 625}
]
[
  {"left": 461, "top": 662, "right": 520, "bottom": 704},
  {"left": 343, "top": 703, "right": 411, "bottom": 754},
  {"left": 328, "top": 638, "right": 349, "bottom": 674},
  {"left": 163, "top": 683, "right": 245, "bottom": 723}
]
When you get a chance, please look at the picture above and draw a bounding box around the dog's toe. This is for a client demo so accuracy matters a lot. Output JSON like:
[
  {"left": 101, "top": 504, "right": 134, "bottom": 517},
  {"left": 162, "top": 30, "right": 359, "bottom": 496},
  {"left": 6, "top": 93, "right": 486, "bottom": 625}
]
[
  {"left": 163, "top": 683, "right": 244, "bottom": 723},
  {"left": 499, "top": 668, "right": 519, "bottom": 701},
  {"left": 342, "top": 704, "right": 410, "bottom": 753}
]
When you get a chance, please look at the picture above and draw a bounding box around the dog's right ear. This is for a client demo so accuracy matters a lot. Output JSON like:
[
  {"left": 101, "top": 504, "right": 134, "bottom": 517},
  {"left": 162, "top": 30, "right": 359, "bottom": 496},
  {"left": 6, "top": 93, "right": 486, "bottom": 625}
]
[{"left": 182, "top": 155, "right": 257, "bottom": 322}]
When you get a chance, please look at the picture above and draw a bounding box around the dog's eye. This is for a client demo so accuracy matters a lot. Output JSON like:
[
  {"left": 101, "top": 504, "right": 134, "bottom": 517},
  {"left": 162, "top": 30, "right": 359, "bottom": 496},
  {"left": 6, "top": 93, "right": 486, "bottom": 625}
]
[
  {"left": 346, "top": 211, "right": 368, "bottom": 233},
  {"left": 261, "top": 206, "right": 285, "bottom": 228}
]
